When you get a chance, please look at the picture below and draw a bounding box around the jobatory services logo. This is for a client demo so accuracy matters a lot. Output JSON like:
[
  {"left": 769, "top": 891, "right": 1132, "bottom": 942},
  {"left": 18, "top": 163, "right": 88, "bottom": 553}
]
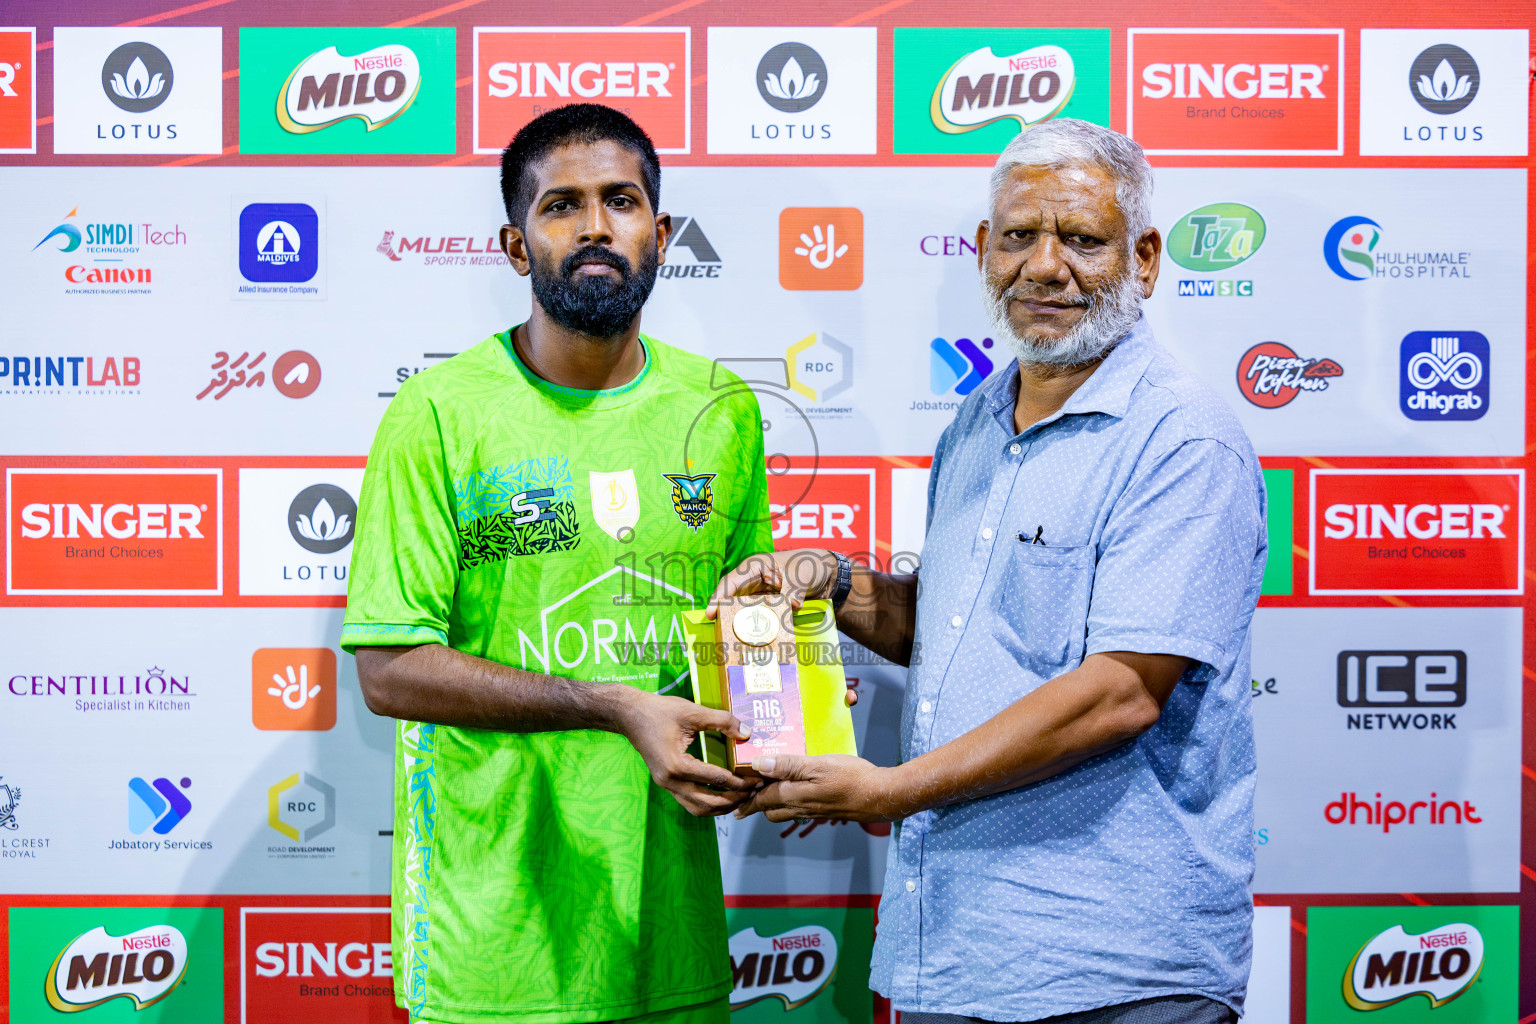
[
  {"left": 6, "top": 467, "right": 222, "bottom": 597},
  {"left": 30, "top": 205, "right": 187, "bottom": 297},
  {"left": 1322, "top": 215, "right": 1471, "bottom": 282},
  {"left": 706, "top": 27, "right": 877, "bottom": 154},
  {"left": 1305, "top": 906, "right": 1516, "bottom": 1022},
  {"left": 474, "top": 27, "right": 689, "bottom": 154},
  {"left": 253, "top": 648, "right": 337, "bottom": 731},
  {"left": 767, "top": 466, "right": 875, "bottom": 559},
  {"left": 894, "top": 28, "right": 1109, "bottom": 154},
  {"left": 1127, "top": 29, "right": 1343, "bottom": 154},
  {"left": 241, "top": 907, "right": 396, "bottom": 1022},
  {"left": 1338, "top": 650, "right": 1465, "bottom": 732},
  {"left": 660, "top": 216, "right": 722, "bottom": 280},
  {"left": 1309, "top": 468, "right": 1524, "bottom": 596},
  {"left": 9, "top": 907, "right": 224, "bottom": 1024},
  {"left": 240, "top": 27, "right": 455, "bottom": 154},
  {"left": 128, "top": 775, "right": 192, "bottom": 835},
  {"left": 238, "top": 468, "right": 362, "bottom": 596},
  {"left": 929, "top": 336, "right": 995, "bottom": 397},
  {"left": 1235, "top": 342, "right": 1342, "bottom": 408},
  {"left": 1359, "top": 29, "right": 1528, "bottom": 156},
  {"left": 0, "top": 28, "right": 37, "bottom": 154},
  {"left": 1400, "top": 331, "right": 1489, "bottom": 421},
  {"left": 51, "top": 27, "right": 222, "bottom": 154},
  {"left": 779, "top": 207, "right": 862, "bottom": 290}
]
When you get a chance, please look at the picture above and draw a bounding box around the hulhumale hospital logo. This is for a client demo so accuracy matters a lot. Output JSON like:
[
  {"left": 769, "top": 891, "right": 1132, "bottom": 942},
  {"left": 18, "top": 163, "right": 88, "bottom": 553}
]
[
  {"left": 1323, "top": 215, "right": 1472, "bottom": 282},
  {"left": 1323, "top": 216, "right": 1380, "bottom": 280}
]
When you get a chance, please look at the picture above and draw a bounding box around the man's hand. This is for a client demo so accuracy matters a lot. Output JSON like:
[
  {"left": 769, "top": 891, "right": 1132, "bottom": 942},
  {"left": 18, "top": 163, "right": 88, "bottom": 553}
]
[
  {"left": 616, "top": 692, "right": 759, "bottom": 817},
  {"left": 733, "top": 754, "right": 901, "bottom": 823},
  {"left": 705, "top": 550, "right": 837, "bottom": 619}
]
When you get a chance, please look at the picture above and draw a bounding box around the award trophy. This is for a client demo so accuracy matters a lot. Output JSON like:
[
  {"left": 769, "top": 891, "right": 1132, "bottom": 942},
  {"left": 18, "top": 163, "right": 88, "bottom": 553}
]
[{"left": 679, "top": 597, "right": 857, "bottom": 774}]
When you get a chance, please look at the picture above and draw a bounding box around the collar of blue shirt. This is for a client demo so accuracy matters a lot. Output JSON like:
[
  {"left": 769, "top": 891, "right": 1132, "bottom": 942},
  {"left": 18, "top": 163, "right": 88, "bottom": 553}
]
[{"left": 983, "top": 315, "right": 1158, "bottom": 436}]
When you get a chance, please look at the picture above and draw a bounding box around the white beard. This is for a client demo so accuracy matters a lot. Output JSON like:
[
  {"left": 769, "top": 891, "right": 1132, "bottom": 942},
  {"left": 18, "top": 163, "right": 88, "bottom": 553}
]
[{"left": 984, "top": 265, "right": 1144, "bottom": 369}]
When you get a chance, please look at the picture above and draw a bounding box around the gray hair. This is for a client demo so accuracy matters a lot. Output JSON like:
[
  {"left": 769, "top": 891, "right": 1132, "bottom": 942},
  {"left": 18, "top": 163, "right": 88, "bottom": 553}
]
[{"left": 989, "top": 119, "right": 1154, "bottom": 244}]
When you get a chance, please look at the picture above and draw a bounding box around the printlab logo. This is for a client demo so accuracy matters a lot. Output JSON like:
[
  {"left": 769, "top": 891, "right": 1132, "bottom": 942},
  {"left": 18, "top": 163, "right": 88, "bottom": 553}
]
[
  {"left": 101, "top": 42, "right": 172, "bottom": 113},
  {"left": 268, "top": 771, "right": 336, "bottom": 845},
  {"left": 288, "top": 484, "right": 355, "bottom": 553},
  {"left": 1409, "top": 44, "right": 1479, "bottom": 115},
  {"left": 237, "top": 202, "right": 320, "bottom": 291},
  {"left": 0, "top": 776, "right": 18, "bottom": 830},
  {"left": 128, "top": 776, "right": 191, "bottom": 835},
  {"left": 930, "top": 337, "right": 994, "bottom": 396},
  {"left": 660, "top": 216, "right": 722, "bottom": 280},
  {"left": 779, "top": 207, "right": 863, "bottom": 290},
  {"left": 1400, "top": 331, "right": 1488, "bottom": 421},
  {"left": 1235, "top": 342, "right": 1342, "bottom": 408},
  {"left": 758, "top": 43, "right": 826, "bottom": 112},
  {"left": 45, "top": 923, "right": 190, "bottom": 1013},
  {"left": 1345, "top": 922, "right": 1483, "bottom": 1010}
]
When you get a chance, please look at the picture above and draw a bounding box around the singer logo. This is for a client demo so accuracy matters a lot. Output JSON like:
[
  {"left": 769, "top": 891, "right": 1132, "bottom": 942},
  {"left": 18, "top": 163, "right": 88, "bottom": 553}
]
[
  {"left": 1309, "top": 469, "right": 1523, "bottom": 596},
  {"left": 6, "top": 468, "right": 222, "bottom": 596},
  {"left": 767, "top": 467, "right": 875, "bottom": 559},
  {"left": 729, "top": 924, "right": 837, "bottom": 1009},
  {"left": 0, "top": 29, "right": 36, "bottom": 154},
  {"left": 1128, "top": 29, "right": 1343, "bottom": 154},
  {"left": 242, "top": 907, "right": 404, "bottom": 1023},
  {"left": 474, "top": 28, "right": 690, "bottom": 154},
  {"left": 1344, "top": 923, "right": 1483, "bottom": 1010},
  {"left": 44, "top": 924, "right": 189, "bottom": 1012}
]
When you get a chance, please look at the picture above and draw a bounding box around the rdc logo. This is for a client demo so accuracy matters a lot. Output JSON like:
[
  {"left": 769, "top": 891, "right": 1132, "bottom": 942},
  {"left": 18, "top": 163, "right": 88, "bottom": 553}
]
[
  {"left": 239, "top": 202, "right": 319, "bottom": 283},
  {"left": 1399, "top": 331, "right": 1489, "bottom": 421}
]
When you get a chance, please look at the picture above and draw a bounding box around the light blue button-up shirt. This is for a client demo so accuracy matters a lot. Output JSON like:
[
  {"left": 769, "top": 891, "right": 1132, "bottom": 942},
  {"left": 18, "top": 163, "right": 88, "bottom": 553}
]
[{"left": 870, "top": 318, "right": 1266, "bottom": 1019}]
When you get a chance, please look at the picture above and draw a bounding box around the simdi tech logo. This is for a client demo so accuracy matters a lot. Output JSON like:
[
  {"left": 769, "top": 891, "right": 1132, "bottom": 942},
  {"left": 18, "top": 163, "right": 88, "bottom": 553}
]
[
  {"left": 0, "top": 28, "right": 37, "bottom": 154},
  {"left": 893, "top": 28, "right": 1110, "bottom": 154},
  {"left": 8, "top": 907, "right": 224, "bottom": 1024},
  {"left": 1127, "top": 28, "right": 1343, "bottom": 155},
  {"left": 1359, "top": 29, "right": 1528, "bottom": 156},
  {"left": 239, "top": 27, "right": 455, "bottom": 154},
  {"left": 30, "top": 205, "right": 187, "bottom": 296},
  {"left": 474, "top": 27, "right": 689, "bottom": 155},
  {"left": 1305, "top": 906, "right": 1516, "bottom": 1023},
  {"left": 6, "top": 467, "right": 222, "bottom": 597},
  {"left": 1309, "top": 468, "right": 1524, "bottom": 596}
]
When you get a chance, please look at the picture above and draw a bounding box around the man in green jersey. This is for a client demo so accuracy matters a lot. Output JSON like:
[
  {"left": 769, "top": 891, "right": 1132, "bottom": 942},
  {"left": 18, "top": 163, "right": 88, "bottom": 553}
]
[{"left": 341, "top": 104, "right": 771, "bottom": 1024}]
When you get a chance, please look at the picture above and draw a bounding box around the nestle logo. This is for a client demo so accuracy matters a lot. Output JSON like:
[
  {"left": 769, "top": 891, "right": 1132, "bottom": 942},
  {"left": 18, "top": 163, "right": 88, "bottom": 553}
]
[
  {"left": 771, "top": 933, "right": 821, "bottom": 951},
  {"left": 1336, "top": 650, "right": 1466, "bottom": 708},
  {"left": 122, "top": 932, "right": 172, "bottom": 950}
]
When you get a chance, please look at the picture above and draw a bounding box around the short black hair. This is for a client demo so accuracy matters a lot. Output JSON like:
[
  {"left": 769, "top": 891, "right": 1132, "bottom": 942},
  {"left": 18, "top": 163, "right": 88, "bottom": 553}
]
[{"left": 499, "top": 103, "right": 661, "bottom": 231}]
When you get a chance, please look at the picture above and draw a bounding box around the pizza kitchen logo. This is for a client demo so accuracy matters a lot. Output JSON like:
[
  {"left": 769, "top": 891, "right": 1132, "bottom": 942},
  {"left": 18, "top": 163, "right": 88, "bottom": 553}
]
[
  {"left": 45, "top": 924, "right": 189, "bottom": 1012},
  {"left": 1344, "top": 922, "right": 1483, "bottom": 1010},
  {"left": 1235, "top": 342, "right": 1342, "bottom": 408}
]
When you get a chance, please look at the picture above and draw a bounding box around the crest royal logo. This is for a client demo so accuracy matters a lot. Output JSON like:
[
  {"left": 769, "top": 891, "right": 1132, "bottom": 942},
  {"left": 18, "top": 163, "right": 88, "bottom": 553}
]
[
  {"left": 277, "top": 43, "right": 421, "bottom": 133},
  {"left": 1235, "top": 342, "right": 1342, "bottom": 408}
]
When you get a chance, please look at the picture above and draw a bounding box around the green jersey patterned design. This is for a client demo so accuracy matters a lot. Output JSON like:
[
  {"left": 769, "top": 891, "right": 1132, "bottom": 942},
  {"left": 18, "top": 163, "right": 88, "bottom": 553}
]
[{"left": 341, "top": 331, "right": 773, "bottom": 1024}]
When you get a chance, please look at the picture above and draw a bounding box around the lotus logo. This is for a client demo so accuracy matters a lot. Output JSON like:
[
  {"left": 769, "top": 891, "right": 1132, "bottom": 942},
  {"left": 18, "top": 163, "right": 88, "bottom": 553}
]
[
  {"left": 931, "top": 44, "right": 1075, "bottom": 134},
  {"left": 100, "top": 42, "right": 174, "bottom": 114},
  {"left": 930, "top": 337, "right": 994, "bottom": 396},
  {"left": 288, "top": 483, "right": 357, "bottom": 554},
  {"left": 1323, "top": 216, "right": 1382, "bottom": 281},
  {"left": 1409, "top": 44, "right": 1479, "bottom": 115},
  {"left": 45, "top": 924, "right": 189, "bottom": 1012},
  {"left": 1167, "top": 203, "right": 1266, "bottom": 272},
  {"left": 1344, "top": 922, "right": 1484, "bottom": 1010},
  {"left": 757, "top": 42, "right": 827, "bottom": 113}
]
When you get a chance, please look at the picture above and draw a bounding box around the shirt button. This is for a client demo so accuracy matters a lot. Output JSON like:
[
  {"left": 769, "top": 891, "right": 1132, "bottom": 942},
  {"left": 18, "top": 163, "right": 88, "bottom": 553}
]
[
  {"left": 950, "top": 615, "right": 963, "bottom": 628},
  {"left": 1009, "top": 443, "right": 1022, "bottom": 455},
  {"left": 905, "top": 879, "right": 917, "bottom": 892},
  {"left": 919, "top": 700, "right": 933, "bottom": 713},
  {"left": 981, "top": 527, "right": 993, "bottom": 540}
]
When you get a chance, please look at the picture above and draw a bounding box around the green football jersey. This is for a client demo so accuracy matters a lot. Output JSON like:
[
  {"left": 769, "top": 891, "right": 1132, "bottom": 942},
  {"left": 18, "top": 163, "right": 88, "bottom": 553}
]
[{"left": 340, "top": 329, "right": 772, "bottom": 1024}]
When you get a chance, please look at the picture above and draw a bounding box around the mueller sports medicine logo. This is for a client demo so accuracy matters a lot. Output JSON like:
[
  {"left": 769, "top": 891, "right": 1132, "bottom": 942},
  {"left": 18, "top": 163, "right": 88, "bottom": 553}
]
[
  {"left": 931, "top": 44, "right": 1075, "bottom": 134},
  {"left": 277, "top": 44, "right": 420, "bottom": 133},
  {"left": 1323, "top": 215, "right": 1471, "bottom": 282},
  {"left": 377, "top": 229, "right": 508, "bottom": 267},
  {"left": 729, "top": 924, "right": 837, "bottom": 1009},
  {"left": 1235, "top": 342, "right": 1342, "bottom": 408},
  {"left": 1128, "top": 29, "right": 1343, "bottom": 154},
  {"left": 1400, "top": 331, "right": 1488, "bottom": 421},
  {"left": 1310, "top": 469, "right": 1524, "bottom": 596},
  {"left": 7, "top": 468, "right": 222, "bottom": 596},
  {"left": 474, "top": 27, "right": 690, "bottom": 154},
  {"left": 1344, "top": 923, "right": 1483, "bottom": 1010},
  {"left": 1338, "top": 650, "right": 1465, "bottom": 731},
  {"left": 45, "top": 924, "right": 189, "bottom": 1012}
]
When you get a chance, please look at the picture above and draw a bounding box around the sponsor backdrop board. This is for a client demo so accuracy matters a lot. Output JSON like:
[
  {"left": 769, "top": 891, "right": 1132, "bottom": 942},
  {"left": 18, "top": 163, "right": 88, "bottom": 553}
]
[{"left": 0, "top": 2, "right": 1532, "bottom": 1023}]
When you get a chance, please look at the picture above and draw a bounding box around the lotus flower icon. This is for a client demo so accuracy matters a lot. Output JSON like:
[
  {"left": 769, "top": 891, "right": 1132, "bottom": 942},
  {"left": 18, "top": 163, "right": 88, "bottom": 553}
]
[
  {"left": 755, "top": 42, "right": 828, "bottom": 113},
  {"left": 295, "top": 497, "right": 350, "bottom": 543},
  {"left": 764, "top": 57, "right": 819, "bottom": 102},
  {"left": 1417, "top": 59, "right": 1472, "bottom": 104},
  {"left": 111, "top": 56, "right": 165, "bottom": 101}
]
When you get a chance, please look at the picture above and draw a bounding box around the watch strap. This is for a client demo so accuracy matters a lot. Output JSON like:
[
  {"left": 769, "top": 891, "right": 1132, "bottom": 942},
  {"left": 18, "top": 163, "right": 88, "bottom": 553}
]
[{"left": 829, "top": 550, "right": 854, "bottom": 610}]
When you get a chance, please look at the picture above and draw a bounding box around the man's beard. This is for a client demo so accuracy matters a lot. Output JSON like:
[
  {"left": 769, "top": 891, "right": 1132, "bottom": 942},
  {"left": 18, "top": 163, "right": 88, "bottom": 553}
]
[
  {"left": 529, "top": 242, "right": 658, "bottom": 339},
  {"left": 984, "top": 262, "right": 1143, "bottom": 369}
]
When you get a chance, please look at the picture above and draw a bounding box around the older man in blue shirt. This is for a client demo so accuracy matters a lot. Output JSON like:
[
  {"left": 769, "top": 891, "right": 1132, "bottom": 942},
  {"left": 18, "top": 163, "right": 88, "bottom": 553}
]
[{"left": 713, "top": 119, "right": 1266, "bottom": 1023}]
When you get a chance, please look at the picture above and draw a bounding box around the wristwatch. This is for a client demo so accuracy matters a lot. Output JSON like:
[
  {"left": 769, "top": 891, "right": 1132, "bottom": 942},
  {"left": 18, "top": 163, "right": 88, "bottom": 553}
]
[{"left": 829, "top": 550, "right": 854, "bottom": 610}]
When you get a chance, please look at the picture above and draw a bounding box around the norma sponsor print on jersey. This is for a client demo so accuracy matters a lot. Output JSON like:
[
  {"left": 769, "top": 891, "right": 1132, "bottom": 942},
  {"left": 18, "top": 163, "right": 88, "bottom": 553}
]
[
  {"left": 1128, "top": 28, "right": 1343, "bottom": 154},
  {"left": 474, "top": 27, "right": 690, "bottom": 154}
]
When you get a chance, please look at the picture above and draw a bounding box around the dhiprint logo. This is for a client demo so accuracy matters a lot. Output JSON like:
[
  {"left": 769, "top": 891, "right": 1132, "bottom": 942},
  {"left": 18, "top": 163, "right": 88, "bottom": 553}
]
[
  {"left": 44, "top": 923, "right": 190, "bottom": 1013},
  {"left": 758, "top": 43, "right": 826, "bottom": 112},
  {"left": 101, "top": 42, "right": 172, "bottom": 113},
  {"left": 1399, "top": 331, "right": 1488, "bottom": 421},
  {"left": 1323, "top": 216, "right": 1380, "bottom": 281},
  {"left": 288, "top": 483, "right": 355, "bottom": 554},
  {"left": 128, "top": 776, "right": 191, "bottom": 835},
  {"left": 1344, "top": 923, "right": 1483, "bottom": 1009},
  {"left": 1410, "top": 44, "right": 1478, "bottom": 115},
  {"left": 1236, "top": 342, "right": 1342, "bottom": 408},
  {"left": 930, "top": 337, "right": 994, "bottom": 396},
  {"left": 779, "top": 207, "right": 863, "bottom": 290}
]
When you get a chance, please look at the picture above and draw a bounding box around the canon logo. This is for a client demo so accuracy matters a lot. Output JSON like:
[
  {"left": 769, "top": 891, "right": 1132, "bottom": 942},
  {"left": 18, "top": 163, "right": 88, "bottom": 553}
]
[
  {"left": 1141, "top": 63, "right": 1326, "bottom": 100},
  {"left": 486, "top": 61, "right": 671, "bottom": 99},
  {"left": 1321, "top": 502, "right": 1504, "bottom": 541},
  {"left": 253, "top": 941, "right": 392, "bottom": 979},
  {"left": 19, "top": 502, "right": 204, "bottom": 540}
]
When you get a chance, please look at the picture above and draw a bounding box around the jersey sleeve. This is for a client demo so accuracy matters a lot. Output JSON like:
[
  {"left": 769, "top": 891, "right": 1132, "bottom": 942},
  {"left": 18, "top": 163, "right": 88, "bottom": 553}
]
[
  {"left": 340, "top": 383, "right": 460, "bottom": 653},
  {"left": 723, "top": 388, "right": 774, "bottom": 569}
]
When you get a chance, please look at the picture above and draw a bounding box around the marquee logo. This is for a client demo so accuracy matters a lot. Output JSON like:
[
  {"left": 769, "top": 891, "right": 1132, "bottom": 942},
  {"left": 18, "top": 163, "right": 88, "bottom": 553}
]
[
  {"left": 45, "top": 924, "right": 189, "bottom": 1012},
  {"left": 1409, "top": 44, "right": 1479, "bottom": 115},
  {"left": 1399, "top": 331, "right": 1488, "bottom": 421},
  {"left": 1167, "top": 203, "right": 1265, "bottom": 271},
  {"left": 1235, "top": 342, "right": 1342, "bottom": 408},
  {"left": 1345, "top": 923, "right": 1483, "bottom": 1009},
  {"left": 277, "top": 44, "right": 419, "bottom": 133},
  {"left": 930, "top": 337, "right": 994, "bottom": 396},
  {"left": 660, "top": 216, "right": 722, "bottom": 280},
  {"left": 1309, "top": 469, "right": 1524, "bottom": 596},
  {"left": 7, "top": 468, "right": 223, "bottom": 596},
  {"left": 1127, "top": 29, "right": 1343, "bottom": 154},
  {"left": 474, "top": 27, "right": 690, "bottom": 154},
  {"left": 729, "top": 924, "right": 837, "bottom": 1009}
]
